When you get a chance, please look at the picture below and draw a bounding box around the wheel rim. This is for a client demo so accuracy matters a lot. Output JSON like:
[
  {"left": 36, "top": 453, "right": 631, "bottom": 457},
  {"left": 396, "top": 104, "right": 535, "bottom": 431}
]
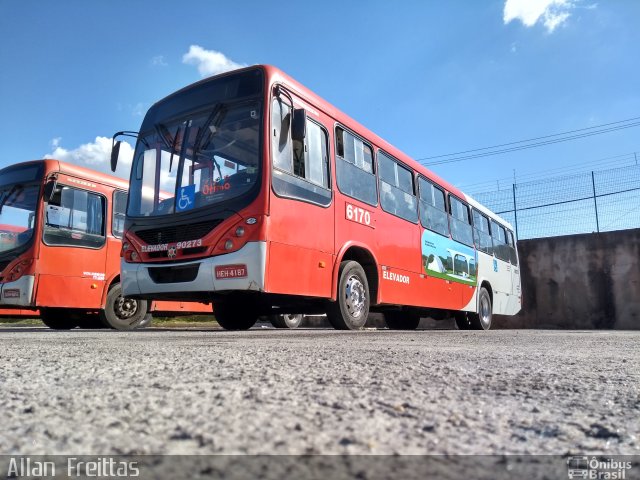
[
  {"left": 114, "top": 295, "right": 139, "bottom": 321},
  {"left": 345, "top": 274, "right": 366, "bottom": 319},
  {"left": 479, "top": 294, "right": 491, "bottom": 328},
  {"left": 283, "top": 314, "right": 302, "bottom": 327}
]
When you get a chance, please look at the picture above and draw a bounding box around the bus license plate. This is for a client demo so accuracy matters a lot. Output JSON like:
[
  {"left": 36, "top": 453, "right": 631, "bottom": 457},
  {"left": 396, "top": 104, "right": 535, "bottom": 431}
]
[{"left": 215, "top": 264, "right": 248, "bottom": 279}]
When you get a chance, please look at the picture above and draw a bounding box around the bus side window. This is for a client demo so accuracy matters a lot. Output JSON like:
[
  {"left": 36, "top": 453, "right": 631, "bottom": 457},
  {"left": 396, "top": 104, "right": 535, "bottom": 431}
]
[
  {"left": 507, "top": 230, "right": 519, "bottom": 266},
  {"left": 449, "top": 196, "right": 473, "bottom": 247},
  {"left": 378, "top": 152, "right": 418, "bottom": 223},
  {"left": 472, "top": 209, "right": 492, "bottom": 254},
  {"left": 271, "top": 95, "right": 331, "bottom": 206},
  {"left": 334, "top": 126, "right": 377, "bottom": 206},
  {"left": 490, "top": 220, "right": 509, "bottom": 261},
  {"left": 271, "top": 97, "right": 293, "bottom": 173},
  {"left": 44, "top": 186, "right": 106, "bottom": 249},
  {"left": 418, "top": 177, "right": 449, "bottom": 237},
  {"left": 112, "top": 190, "right": 127, "bottom": 238}
]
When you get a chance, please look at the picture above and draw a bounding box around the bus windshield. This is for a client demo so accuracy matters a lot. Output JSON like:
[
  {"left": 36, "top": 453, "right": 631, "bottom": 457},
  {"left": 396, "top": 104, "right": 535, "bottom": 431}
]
[
  {"left": 127, "top": 100, "right": 262, "bottom": 217},
  {"left": 0, "top": 163, "right": 43, "bottom": 254}
]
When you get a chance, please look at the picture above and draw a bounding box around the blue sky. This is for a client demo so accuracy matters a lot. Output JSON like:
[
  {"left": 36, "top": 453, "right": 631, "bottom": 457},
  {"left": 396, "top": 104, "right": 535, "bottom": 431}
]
[{"left": 0, "top": 0, "right": 638, "bottom": 194}]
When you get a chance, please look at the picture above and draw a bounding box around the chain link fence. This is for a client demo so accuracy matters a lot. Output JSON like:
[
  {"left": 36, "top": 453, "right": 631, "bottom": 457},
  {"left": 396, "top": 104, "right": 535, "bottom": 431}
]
[{"left": 469, "top": 164, "right": 640, "bottom": 239}]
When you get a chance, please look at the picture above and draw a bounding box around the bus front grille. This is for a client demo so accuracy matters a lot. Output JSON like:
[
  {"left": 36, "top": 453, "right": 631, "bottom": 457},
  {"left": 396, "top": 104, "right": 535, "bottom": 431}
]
[
  {"left": 148, "top": 264, "right": 200, "bottom": 284},
  {"left": 134, "top": 220, "right": 223, "bottom": 245}
]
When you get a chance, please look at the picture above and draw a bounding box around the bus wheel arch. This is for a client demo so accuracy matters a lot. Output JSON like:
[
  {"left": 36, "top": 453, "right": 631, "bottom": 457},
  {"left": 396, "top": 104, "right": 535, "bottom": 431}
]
[
  {"left": 100, "top": 274, "right": 120, "bottom": 308},
  {"left": 334, "top": 245, "right": 379, "bottom": 306},
  {"left": 479, "top": 280, "right": 493, "bottom": 313}
]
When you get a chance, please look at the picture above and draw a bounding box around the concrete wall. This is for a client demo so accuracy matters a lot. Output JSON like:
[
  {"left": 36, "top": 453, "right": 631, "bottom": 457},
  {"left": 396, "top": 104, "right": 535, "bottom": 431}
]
[{"left": 495, "top": 228, "right": 640, "bottom": 329}]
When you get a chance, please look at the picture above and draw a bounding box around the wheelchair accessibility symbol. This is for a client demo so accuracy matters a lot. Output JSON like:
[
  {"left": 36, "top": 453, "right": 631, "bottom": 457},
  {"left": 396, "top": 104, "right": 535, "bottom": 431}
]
[{"left": 176, "top": 184, "right": 195, "bottom": 212}]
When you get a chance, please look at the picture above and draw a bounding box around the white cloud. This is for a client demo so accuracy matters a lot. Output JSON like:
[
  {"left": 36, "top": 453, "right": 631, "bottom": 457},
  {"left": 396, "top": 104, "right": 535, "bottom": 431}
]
[
  {"left": 44, "top": 136, "right": 135, "bottom": 180},
  {"left": 182, "top": 45, "right": 245, "bottom": 78},
  {"left": 503, "top": 0, "right": 578, "bottom": 33}
]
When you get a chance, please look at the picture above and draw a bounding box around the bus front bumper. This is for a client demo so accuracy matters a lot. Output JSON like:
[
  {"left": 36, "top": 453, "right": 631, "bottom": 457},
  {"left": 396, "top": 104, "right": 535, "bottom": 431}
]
[
  {"left": 0, "top": 275, "right": 35, "bottom": 306},
  {"left": 122, "top": 241, "right": 266, "bottom": 298}
]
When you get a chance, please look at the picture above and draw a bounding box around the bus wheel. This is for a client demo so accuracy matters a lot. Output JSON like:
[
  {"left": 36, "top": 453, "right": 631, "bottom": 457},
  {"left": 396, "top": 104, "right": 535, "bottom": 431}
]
[
  {"left": 468, "top": 287, "right": 492, "bottom": 330},
  {"left": 214, "top": 302, "right": 258, "bottom": 330},
  {"left": 139, "top": 313, "right": 153, "bottom": 328},
  {"left": 326, "top": 261, "right": 369, "bottom": 330},
  {"left": 385, "top": 310, "right": 420, "bottom": 330},
  {"left": 99, "top": 283, "right": 149, "bottom": 330},
  {"left": 40, "top": 308, "right": 78, "bottom": 330},
  {"left": 269, "top": 314, "right": 303, "bottom": 329}
]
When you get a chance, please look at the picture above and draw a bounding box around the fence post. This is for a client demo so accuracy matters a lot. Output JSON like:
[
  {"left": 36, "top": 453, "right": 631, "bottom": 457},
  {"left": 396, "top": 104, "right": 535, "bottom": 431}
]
[
  {"left": 512, "top": 183, "right": 518, "bottom": 238},
  {"left": 591, "top": 171, "right": 600, "bottom": 233}
]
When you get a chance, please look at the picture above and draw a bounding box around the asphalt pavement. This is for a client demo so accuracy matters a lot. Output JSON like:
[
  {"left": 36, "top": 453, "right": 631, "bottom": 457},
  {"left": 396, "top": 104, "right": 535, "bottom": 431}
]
[{"left": 0, "top": 327, "right": 638, "bottom": 471}]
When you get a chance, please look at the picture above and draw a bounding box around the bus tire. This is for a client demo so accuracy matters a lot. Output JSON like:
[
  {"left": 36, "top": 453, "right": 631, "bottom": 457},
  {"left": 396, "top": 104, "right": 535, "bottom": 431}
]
[
  {"left": 326, "top": 260, "right": 369, "bottom": 330},
  {"left": 385, "top": 310, "right": 420, "bottom": 330},
  {"left": 468, "top": 287, "right": 492, "bottom": 330},
  {"left": 40, "top": 308, "right": 78, "bottom": 330},
  {"left": 214, "top": 302, "right": 258, "bottom": 330},
  {"left": 269, "top": 314, "right": 303, "bottom": 329},
  {"left": 139, "top": 313, "right": 153, "bottom": 328},
  {"left": 99, "top": 283, "right": 149, "bottom": 330}
]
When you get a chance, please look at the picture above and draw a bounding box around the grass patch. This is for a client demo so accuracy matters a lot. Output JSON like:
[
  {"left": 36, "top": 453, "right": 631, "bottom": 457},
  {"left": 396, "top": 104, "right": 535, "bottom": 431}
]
[
  {"left": 148, "top": 315, "right": 219, "bottom": 328},
  {"left": 0, "top": 317, "right": 43, "bottom": 326}
]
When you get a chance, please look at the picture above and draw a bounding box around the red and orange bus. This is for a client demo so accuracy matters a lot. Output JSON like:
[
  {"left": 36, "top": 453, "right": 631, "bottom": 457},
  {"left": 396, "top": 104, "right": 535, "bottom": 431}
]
[
  {"left": 0, "top": 159, "right": 211, "bottom": 329},
  {"left": 111, "top": 65, "right": 521, "bottom": 331}
]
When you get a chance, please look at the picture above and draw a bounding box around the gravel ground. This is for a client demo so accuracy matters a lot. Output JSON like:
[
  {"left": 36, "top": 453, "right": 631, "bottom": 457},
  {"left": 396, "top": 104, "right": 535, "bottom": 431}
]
[{"left": 0, "top": 327, "right": 638, "bottom": 477}]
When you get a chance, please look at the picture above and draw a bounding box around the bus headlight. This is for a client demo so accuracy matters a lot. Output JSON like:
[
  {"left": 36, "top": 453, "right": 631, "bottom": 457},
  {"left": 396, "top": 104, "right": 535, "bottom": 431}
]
[
  {"left": 235, "top": 227, "right": 245, "bottom": 237},
  {"left": 224, "top": 240, "right": 234, "bottom": 251}
]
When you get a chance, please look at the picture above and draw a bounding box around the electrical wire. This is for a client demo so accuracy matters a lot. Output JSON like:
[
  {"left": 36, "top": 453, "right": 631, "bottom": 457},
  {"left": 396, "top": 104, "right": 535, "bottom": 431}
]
[{"left": 417, "top": 117, "right": 640, "bottom": 165}]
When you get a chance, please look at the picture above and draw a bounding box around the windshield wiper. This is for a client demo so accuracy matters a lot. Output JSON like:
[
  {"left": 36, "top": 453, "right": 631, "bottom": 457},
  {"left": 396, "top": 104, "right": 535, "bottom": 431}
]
[
  {"left": 155, "top": 123, "right": 183, "bottom": 173},
  {"left": 194, "top": 103, "right": 227, "bottom": 155}
]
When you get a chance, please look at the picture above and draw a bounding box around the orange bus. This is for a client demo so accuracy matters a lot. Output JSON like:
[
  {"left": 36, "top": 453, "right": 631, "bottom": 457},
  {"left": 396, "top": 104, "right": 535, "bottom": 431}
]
[
  {"left": 0, "top": 159, "right": 211, "bottom": 329},
  {"left": 111, "top": 65, "right": 521, "bottom": 331}
]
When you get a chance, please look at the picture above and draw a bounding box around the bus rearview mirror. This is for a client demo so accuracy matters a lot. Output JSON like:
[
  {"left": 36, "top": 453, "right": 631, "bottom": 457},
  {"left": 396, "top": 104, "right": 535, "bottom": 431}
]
[
  {"left": 111, "top": 141, "right": 121, "bottom": 173},
  {"left": 292, "top": 108, "right": 307, "bottom": 142}
]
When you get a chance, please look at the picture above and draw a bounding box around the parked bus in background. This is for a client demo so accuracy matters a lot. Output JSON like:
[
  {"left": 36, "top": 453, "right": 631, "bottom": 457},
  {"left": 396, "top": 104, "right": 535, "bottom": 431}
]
[
  {"left": 0, "top": 159, "right": 211, "bottom": 330},
  {"left": 111, "top": 65, "right": 521, "bottom": 331}
]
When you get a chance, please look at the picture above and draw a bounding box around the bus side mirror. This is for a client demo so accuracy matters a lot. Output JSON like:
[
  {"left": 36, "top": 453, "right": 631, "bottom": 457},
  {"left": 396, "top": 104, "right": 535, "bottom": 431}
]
[
  {"left": 291, "top": 108, "right": 307, "bottom": 142},
  {"left": 111, "top": 140, "right": 121, "bottom": 173},
  {"left": 43, "top": 180, "right": 57, "bottom": 202}
]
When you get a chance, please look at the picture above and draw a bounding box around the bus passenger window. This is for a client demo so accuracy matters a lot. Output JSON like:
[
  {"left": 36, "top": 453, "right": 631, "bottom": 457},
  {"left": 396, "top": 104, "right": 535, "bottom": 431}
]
[
  {"left": 378, "top": 152, "right": 417, "bottom": 223},
  {"left": 44, "top": 186, "right": 106, "bottom": 249},
  {"left": 449, "top": 196, "right": 473, "bottom": 247},
  {"left": 507, "top": 230, "right": 519, "bottom": 266},
  {"left": 335, "top": 127, "right": 377, "bottom": 206},
  {"left": 112, "top": 190, "right": 127, "bottom": 238},
  {"left": 472, "top": 209, "right": 492, "bottom": 254},
  {"left": 490, "top": 220, "right": 510, "bottom": 262},
  {"left": 418, "top": 178, "right": 449, "bottom": 237}
]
